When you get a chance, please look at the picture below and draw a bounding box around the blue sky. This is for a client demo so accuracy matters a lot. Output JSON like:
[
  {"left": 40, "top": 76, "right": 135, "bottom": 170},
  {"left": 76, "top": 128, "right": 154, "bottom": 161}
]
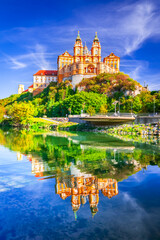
[{"left": 0, "top": 0, "right": 160, "bottom": 99}]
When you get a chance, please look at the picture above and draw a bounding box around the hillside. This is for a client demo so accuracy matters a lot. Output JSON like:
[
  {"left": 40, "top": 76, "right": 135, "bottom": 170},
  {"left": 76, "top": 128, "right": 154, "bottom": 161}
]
[
  {"left": 0, "top": 73, "right": 160, "bottom": 123},
  {"left": 77, "top": 72, "right": 145, "bottom": 96}
]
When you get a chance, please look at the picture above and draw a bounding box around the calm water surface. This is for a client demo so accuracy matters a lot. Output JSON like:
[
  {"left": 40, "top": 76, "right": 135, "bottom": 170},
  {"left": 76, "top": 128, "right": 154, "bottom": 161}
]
[{"left": 0, "top": 130, "right": 160, "bottom": 240}]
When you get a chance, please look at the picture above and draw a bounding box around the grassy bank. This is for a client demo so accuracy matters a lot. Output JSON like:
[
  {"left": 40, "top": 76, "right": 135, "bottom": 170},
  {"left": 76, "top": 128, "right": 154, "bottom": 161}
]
[{"left": 0, "top": 117, "right": 77, "bottom": 131}]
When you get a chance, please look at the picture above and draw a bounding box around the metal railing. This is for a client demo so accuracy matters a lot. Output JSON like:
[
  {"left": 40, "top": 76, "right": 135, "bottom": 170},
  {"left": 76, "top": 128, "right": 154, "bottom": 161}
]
[
  {"left": 91, "top": 112, "right": 136, "bottom": 117},
  {"left": 68, "top": 113, "right": 160, "bottom": 118}
]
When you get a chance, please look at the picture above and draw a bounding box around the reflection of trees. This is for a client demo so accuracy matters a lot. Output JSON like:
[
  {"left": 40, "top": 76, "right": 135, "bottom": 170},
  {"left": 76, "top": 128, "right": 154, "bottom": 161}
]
[{"left": 0, "top": 129, "right": 160, "bottom": 181}]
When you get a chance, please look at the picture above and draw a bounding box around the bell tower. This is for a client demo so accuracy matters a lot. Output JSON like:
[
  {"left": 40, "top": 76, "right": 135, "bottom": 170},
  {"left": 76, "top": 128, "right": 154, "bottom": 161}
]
[
  {"left": 73, "top": 31, "right": 83, "bottom": 63},
  {"left": 91, "top": 32, "right": 101, "bottom": 63}
]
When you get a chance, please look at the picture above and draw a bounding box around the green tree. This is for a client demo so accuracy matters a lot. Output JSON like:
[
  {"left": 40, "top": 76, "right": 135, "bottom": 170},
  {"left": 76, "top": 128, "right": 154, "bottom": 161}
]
[
  {"left": 0, "top": 106, "right": 5, "bottom": 122},
  {"left": 87, "top": 106, "right": 96, "bottom": 116},
  {"left": 133, "top": 96, "right": 142, "bottom": 113},
  {"left": 7, "top": 102, "right": 35, "bottom": 125},
  {"left": 99, "top": 105, "right": 108, "bottom": 114}
]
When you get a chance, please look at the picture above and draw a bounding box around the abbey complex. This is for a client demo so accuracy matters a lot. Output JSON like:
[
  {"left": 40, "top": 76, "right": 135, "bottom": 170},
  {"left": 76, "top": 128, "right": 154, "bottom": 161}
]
[{"left": 18, "top": 32, "right": 120, "bottom": 96}]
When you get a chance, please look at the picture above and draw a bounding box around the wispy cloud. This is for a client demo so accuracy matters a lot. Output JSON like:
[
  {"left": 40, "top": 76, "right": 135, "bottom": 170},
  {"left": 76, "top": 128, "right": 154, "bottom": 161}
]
[
  {"left": 4, "top": 44, "right": 56, "bottom": 70},
  {"left": 7, "top": 56, "right": 27, "bottom": 69},
  {"left": 76, "top": 1, "right": 160, "bottom": 56},
  {"left": 142, "top": 73, "right": 160, "bottom": 90},
  {"left": 29, "top": 44, "right": 52, "bottom": 69},
  {"left": 119, "top": 2, "right": 158, "bottom": 55}
]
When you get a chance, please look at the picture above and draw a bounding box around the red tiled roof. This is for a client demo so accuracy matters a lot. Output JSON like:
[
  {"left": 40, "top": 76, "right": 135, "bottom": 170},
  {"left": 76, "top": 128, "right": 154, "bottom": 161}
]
[
  {"left": 28, "top": 84, "right": 33, "bottom": 88},
  {"left": 23, "top": 89, "right": 28, "bottom": 92},
  {"left": 33, "top": 70, "right": 57, "bottom": 76}
]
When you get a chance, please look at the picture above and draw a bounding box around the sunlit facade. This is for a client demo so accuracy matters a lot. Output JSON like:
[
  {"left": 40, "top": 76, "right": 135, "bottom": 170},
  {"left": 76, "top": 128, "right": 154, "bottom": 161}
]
[
  {"left": 57, "top": 31, "right": 120, "bottom": 88},
  {"left": 56, "top": 175, "right": 118, "bottom": 218}
]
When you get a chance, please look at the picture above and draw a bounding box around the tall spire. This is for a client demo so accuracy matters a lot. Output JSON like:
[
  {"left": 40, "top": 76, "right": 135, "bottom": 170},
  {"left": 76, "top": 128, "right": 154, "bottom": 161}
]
[
  {"left": 76, "top": 30, "right": 81, "bottom": 41},
  {"left": 93, "top": 32, "right": 99, "bottom": 42}
]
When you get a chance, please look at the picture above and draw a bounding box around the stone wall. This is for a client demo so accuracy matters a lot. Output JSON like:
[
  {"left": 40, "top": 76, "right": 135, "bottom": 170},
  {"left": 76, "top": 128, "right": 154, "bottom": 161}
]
[{"left": 135, "top": 115, "right": 160, "bottom": 124}]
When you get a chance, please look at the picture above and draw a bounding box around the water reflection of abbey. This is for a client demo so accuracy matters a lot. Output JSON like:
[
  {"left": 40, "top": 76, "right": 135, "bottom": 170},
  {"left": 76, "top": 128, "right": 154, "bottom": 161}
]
[
  {"left": 17, "top": 153, "right": 119, "bottom": 218},
  {"left": 56, "top": 164, "right": 118, "bottom": 218}
]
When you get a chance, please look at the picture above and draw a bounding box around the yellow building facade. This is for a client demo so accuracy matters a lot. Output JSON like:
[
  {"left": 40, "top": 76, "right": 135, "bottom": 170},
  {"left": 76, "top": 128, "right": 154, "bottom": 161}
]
[
  {"left": 56, "top": 175, "right": 118, "bottom": 218},
  {"left": 57, "top": 32, "right": 120, "bottom": 88}
]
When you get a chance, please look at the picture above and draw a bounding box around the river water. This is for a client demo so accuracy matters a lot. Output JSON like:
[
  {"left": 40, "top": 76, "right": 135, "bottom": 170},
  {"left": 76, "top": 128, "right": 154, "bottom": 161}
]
[{"left": 0, "top": 129, "right": 160, "bottom": 240}]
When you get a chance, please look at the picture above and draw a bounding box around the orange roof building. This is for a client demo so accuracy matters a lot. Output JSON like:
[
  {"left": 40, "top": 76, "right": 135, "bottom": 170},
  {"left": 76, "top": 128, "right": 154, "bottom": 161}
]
[{"left": 33, "top": 70, "right": 58, "bottom": 95}]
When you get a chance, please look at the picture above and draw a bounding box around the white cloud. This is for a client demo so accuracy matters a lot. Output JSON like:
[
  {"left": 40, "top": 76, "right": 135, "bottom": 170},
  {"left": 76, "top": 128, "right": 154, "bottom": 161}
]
[
  {"left": 8, "top": 56, "right": 27, "bottom": 69},
  {"left": 0, "top": 175, "right": 32, "bottom": 192},
  {"left": 5, "top": 44, "right": 55, "bottom": 70},
  {"left": 76, "top": 1, "right": 160, "bottom": 56},
  {"left": 142, "top": 73, "right": 160, "bottom": 90},
  {"left": 120, "top": 2, "right": 157, "bottom": 55},
  {"left": 29, "top": 44, "right": 52, "bottom": 69}
]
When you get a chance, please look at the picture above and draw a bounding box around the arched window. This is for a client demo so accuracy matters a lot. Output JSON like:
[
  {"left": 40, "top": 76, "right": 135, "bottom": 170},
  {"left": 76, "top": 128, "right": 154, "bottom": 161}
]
[
  {"left": 77, "top": 49, "right": 80, "bottom": 54},
  {"left": 95, "top": 49, "right": 98, "bottom": 55}
]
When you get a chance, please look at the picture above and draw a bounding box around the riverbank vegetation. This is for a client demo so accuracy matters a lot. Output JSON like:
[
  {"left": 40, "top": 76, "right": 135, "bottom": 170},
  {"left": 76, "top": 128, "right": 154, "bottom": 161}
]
[{"left": 0, "top": 72, "right": 160, "bottom": 128}]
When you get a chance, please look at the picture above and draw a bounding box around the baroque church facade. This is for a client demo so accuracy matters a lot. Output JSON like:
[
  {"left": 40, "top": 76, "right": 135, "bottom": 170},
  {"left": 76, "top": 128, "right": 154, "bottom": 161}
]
[
  {"left": 57, "top": 31, "right": 120, "bottom": 88},
  {"left": 18, "top": 32, "right": 120, "bottom": 95}
]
